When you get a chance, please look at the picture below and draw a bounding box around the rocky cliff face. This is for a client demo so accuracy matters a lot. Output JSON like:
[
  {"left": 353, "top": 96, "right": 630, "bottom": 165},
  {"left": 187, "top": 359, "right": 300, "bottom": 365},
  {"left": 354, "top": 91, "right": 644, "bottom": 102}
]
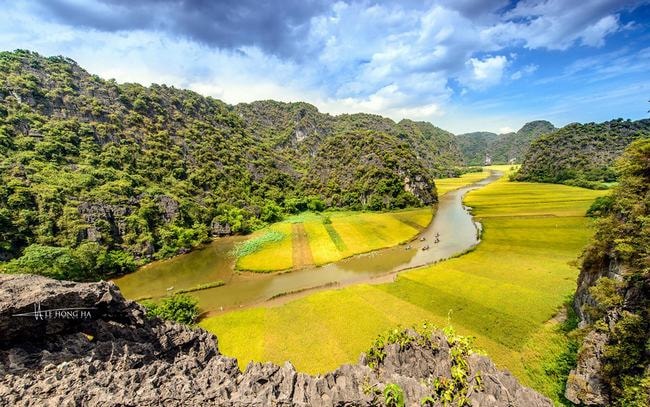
[
  {"left": 0, "top": 274, "right": 551, "bottom": 406},
  {"left": 564, "top": 139, "right": 649, "bottom": 406}
]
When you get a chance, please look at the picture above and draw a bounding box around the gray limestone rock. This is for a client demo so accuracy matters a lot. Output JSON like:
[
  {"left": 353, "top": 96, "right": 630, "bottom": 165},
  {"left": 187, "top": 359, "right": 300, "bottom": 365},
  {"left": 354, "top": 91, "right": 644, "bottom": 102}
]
[{"left": 0, "top": 274, "right": 552, "bottom": 406}]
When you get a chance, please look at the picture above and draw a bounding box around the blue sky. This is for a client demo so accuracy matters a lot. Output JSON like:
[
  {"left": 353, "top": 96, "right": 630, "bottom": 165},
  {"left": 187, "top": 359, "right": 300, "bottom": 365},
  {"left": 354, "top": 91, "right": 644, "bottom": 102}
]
[{"left": 0, "top": 0, "right": 648, "bottom": 134}]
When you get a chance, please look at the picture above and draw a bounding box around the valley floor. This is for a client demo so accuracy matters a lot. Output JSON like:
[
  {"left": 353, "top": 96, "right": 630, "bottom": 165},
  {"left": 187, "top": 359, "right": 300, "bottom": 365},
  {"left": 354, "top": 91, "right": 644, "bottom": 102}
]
[
  {"left": 201, "top": 168, "right": 607, "bottom": 404},
  {"left": 235, "top": 169, "right": 496, "bottom": 272}
]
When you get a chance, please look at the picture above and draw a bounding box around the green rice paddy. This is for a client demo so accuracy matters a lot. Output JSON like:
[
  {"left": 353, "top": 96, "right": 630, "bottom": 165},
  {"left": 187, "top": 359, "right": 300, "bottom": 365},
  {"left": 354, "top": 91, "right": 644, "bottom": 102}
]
[{"left": 201, "top": 172, "right": 607, "bottom": 404}]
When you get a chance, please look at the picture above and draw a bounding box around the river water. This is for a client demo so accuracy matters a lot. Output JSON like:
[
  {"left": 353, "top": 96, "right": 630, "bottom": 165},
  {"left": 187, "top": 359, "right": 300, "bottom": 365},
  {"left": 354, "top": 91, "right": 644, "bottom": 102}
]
[{"left": 113, "top": 171, "right": 501, "bottom": 314}]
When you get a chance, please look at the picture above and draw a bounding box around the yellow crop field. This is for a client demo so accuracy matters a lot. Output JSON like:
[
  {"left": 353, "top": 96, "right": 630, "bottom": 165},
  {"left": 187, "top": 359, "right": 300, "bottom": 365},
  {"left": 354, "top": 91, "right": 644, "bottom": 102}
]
[
  {"left": 235, "top": 208, "right": 432, "bottom": 271},
  {"left": 202, "top": 174, "right": 607, "bottom": 404}
]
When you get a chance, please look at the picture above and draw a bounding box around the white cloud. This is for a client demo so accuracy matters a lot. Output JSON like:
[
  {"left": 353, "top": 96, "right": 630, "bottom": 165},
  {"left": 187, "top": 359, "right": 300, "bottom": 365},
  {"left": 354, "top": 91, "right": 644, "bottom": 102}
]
[
  {"left": 464, "top": 55, "right": 508, "bottom": 89},
  {"left": 580, "top": 15, "right": 620, "bottom": 47},
  {"left": 0, "top": 0, "right": 644, "bottom": 134},
  {"left": 511, "top": 64, "right": 538, "bottom": 80},
  {"left": 491, "top": 0, "right": 632, "bottom": 51}
]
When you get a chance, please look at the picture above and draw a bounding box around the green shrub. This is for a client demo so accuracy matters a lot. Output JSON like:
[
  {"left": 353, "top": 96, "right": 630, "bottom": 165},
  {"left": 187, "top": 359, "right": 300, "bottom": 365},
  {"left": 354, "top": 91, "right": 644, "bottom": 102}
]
[
  {"left": 586, "top": 195, "right": 613, "bottom": 217},
  {"left": 383, "top": 383, "right": 405, "bottom": 407},
  {"left": 141, "top": 294, "right": 199, "bottom": 324}
]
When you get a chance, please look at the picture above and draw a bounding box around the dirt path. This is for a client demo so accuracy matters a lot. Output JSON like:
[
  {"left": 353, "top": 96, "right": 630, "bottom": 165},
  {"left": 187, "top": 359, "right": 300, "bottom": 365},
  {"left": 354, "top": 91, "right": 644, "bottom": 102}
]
[{"left": 292, "top": 223, "right": 314, "bottom": 268}]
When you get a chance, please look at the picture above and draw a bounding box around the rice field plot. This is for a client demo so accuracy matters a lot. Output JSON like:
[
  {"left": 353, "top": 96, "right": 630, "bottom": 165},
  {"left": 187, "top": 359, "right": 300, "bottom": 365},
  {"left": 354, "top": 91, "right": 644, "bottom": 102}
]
[
  {"left": 434, "top": 169, "right": 490, "bottom": 196},
  {"left": 235, "top": 208, "right": 432, "bottom": 271},
  {"left": 235, "top": 223, "right": 294, "bottom": 272},
  {"left": 203, "top": 174, "right": 607, "bottom": 405}
]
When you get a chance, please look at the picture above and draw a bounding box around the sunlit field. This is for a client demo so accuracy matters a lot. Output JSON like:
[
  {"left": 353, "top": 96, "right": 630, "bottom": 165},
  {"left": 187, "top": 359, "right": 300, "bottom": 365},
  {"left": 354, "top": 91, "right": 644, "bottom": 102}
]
[
  {"left": 235, "top": 168, "right": 502, "bottom": 272},
  {"left": 202, "top": 171, "right": 607, "bottom": 404},
  {"left": 235, "top": 208, "right": 433, "bottom": 271},
  {"left": 434, "top": 169, "right": 491, "bottom": 196}
]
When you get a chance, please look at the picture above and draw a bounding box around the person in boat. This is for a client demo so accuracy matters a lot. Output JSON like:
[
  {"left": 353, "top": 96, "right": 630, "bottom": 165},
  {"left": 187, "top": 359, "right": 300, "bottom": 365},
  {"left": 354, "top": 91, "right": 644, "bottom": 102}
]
[
  {"left": 420, "top": 237, "right": 426, "bottom": 241},
  {"left": 422, "top": 245, "right": 429, "bottom": 251}
]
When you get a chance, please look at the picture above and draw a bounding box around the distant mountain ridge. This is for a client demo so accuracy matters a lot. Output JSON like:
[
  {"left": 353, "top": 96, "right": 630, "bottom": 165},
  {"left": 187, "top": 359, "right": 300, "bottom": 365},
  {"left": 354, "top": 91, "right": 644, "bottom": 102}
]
[
  {"left": 456, "top": 120, "right": 556, "bottom": 165},
  {"left": 516, "top": 118, "right": 650, "bottom": 187}
]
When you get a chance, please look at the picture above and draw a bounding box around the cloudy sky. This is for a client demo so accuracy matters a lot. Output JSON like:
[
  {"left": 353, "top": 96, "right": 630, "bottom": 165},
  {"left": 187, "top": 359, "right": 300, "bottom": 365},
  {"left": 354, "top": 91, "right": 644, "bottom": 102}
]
[{"left": 0, "top": 0, "right": 649, "bottom": 133}]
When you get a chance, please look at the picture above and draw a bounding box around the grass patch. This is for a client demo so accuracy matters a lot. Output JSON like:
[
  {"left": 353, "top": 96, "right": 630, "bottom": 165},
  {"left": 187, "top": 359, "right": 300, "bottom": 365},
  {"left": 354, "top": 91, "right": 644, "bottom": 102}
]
[
  {"left": 236, "top": 223, "right": 293, "bottom": 271},
  {"left": 174, "top": 280, "right": 225, "bottom": 294},
  {"left": 267, "top": 281, "right": 339, "bottom": 301},
  {"left": 234, "top": 230, "right": 284, "bottom": 257},
  {"left": 203, "top": 173, "right": 606, "bottom": 404}
]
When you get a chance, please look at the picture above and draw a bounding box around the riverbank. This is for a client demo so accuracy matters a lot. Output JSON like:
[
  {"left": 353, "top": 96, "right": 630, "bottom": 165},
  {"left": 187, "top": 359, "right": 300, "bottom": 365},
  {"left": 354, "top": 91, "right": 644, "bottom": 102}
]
[
  {"left": 233, "top": 167, "right": 498, "bottom": 272},
  {"left": 115, "top": 171, "right": 497, "bottom": 312},
  {"left": 200, "top": 169, "right": 607, "bottom": 404}
]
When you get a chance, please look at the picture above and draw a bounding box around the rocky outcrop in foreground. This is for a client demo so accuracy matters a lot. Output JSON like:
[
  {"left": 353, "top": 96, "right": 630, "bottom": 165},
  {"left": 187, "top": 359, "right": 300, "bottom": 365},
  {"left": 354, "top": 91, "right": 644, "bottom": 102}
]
[{"left": 0, "top": 274, "right": 551, "bottom": 406}]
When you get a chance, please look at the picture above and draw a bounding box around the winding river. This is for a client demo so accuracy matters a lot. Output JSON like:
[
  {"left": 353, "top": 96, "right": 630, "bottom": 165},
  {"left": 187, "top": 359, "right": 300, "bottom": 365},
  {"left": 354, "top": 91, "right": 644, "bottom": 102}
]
[{"left": 113, "top": 171, "right": 502, "bottom": 315}]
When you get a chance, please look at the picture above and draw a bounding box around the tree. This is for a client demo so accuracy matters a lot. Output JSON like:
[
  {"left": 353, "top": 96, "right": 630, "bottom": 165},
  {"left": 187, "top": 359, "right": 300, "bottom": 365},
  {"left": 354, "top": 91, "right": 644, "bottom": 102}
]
[{"left": 141, "top": 294, "right": 199, "bottom": 324}]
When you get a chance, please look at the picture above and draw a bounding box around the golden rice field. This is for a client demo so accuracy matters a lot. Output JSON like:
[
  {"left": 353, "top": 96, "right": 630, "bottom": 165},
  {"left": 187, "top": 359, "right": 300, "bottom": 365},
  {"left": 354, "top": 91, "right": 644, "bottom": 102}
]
[
  {"left": 434, "top": 169, "right": 491, "bottom": 196},
  {"left": 235, "top": 169, "right": 497, "bottom": 272},
  {"left": 202, "top": 170, "right": 608, "bottom": 404},
  {"left": 235, "top": 208, "right": 433, "bottom": 272},
  {"left": 235, "top": 223, "right": 294, "bottom": 271}
]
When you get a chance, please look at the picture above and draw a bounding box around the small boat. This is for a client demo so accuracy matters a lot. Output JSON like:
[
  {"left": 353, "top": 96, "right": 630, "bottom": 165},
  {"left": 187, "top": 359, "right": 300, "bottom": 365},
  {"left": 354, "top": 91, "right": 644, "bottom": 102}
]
[
  {"left": 166, "top": 286, "right": 174, "bottom": 291},
  {"left": 405, "top": 245, "right": 412, "bottom": 250},
  {"left": 419, "top": 237, "right": 426, "bottom": 242},
  {"left": 422, "top": 245, "right": 430, "bottom": 251},
  {"left": 434, "top": 238, "right": 440, "bottom": 244}
]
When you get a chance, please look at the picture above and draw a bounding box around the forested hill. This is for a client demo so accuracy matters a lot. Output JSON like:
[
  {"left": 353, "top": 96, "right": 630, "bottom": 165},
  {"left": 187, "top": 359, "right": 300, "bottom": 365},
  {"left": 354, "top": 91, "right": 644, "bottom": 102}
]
[
  {"left": 515, "top": 119, "right": 650, "bottom": 188},
  {"left": 0, "top": 50, "right": 463, "bottom": 279},
  {"left": 566, "top": 139, "right": 649, "bottom": 406},
  {"left": 235, "top": 100, "right": 463, "bottom": 180},
  {"left": 456, "top": 120, "right": 555, "bottom": 165}
]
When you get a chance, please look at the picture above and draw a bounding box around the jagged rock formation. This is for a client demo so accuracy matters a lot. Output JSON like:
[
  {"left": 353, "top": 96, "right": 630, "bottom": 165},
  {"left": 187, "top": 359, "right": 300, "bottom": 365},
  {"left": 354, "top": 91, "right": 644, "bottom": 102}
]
[
  {"left": 565, "top": 330, "right": 610, "bottom": 405},
  {"left": 456, "top": 120, "right": 555, "bottom": 165},
  {"left": 0, "top": 274, "right": 552, "bottom": 406}
]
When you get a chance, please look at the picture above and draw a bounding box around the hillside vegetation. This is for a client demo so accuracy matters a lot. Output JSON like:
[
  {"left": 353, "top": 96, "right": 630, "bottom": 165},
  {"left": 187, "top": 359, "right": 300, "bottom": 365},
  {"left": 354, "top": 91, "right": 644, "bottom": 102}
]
[
  {"left": 516, "top": 118, "right": 650, "bottom": 188},
  {"left": 0, "top": 50, "right": 465, "bottom": 279},
  {"left": 456, "top": 120, "right": 555, "bottom": 165},
  {"left": 566, "top": 139, "right": 649, "bottom": 406}
]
